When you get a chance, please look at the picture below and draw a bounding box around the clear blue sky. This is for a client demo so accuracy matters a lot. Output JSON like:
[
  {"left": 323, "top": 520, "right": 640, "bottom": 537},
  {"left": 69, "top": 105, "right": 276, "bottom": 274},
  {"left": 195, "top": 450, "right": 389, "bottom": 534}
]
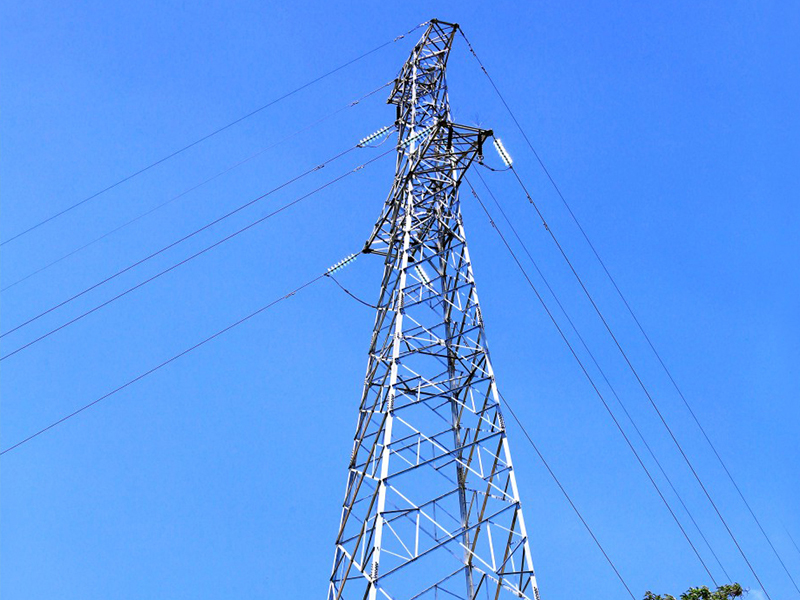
[{"left": 2, "top": 1, "right": 798, "bottom": 599}]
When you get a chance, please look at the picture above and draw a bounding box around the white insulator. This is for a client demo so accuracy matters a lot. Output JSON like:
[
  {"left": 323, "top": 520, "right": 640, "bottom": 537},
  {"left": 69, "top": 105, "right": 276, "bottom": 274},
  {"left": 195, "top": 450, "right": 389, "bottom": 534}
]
[
  {"left": 400, "top": 124, "right": 435, "bottom": 148},
  {"left": 493, "top": 138, "right": 513, "bottom": 167},
  {"left": 327, "top": 253, "right": 359, "bottom": 274},
  {"left": 358, "top": 125, "right": 393, "bottom": 147},
  {"left": 414, "top": 265, "right": 431, "bottom": 286}
]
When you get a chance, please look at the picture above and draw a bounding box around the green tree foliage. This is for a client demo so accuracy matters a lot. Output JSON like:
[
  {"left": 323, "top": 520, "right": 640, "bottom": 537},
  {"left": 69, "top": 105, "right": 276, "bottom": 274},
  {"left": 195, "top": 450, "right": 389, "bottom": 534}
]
[{"left": 643, "top": 583, "right": 744, "bottom": 600}]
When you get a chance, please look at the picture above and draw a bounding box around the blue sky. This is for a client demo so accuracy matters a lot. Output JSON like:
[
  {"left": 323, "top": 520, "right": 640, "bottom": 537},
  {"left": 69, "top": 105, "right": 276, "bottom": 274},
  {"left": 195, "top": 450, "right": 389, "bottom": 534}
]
[{"left": 2, "top": 1, "right": 798, "bottom": 599}]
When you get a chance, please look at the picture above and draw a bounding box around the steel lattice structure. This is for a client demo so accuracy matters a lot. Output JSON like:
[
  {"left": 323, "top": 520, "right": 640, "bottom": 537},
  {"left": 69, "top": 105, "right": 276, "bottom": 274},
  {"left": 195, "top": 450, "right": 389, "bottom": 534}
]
[{"left": 328, "top": 20, "right": 542, "bottom": 600}]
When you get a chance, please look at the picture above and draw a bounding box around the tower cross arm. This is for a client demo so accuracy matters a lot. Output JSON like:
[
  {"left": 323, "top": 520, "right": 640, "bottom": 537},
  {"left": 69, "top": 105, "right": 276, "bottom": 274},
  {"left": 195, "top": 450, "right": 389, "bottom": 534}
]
[{"left": 363, "top": 122, "right": 493, "bottom": 256}]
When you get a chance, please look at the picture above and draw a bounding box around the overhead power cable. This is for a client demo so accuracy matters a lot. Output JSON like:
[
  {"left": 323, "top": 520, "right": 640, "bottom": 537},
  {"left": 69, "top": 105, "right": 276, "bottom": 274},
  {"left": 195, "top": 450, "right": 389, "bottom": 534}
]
[
  {"left": 1, "top": 144, "right": 357, "bottom": 337},
  {"left": 475, "top": 168, "right": 732, "bottom": 582},
  {"left": 462, "top": 27, "right": 797, "bottom": 595},
  {"left": 0, "top": 21, "right": 425, "bottom": 246},
  {"left": 327, "top": 274, "right": 379, "bottom": 310},
  {"left": 2, "top": 134, "right": 394, "bottom": 340},
  {"left": 785, "top": 526, "right": 800, "bottom": 558},
  {"left": 0, "top": 250, "right": 362, "bottom": 455},
  {"left": 465, "top": 177, "right": 718, "bottom": 584},
  {"left": 1, "top": 80, "right": 392, "bottom": 293},
  {"left": 0, "top": 148, "right": 394, "bottom": 361},
  {"left": 498, "top": 391, "right": 636, "bottom": 600},
  {"left": 505, "top": 163, "right": 772, "bottom": 597}
]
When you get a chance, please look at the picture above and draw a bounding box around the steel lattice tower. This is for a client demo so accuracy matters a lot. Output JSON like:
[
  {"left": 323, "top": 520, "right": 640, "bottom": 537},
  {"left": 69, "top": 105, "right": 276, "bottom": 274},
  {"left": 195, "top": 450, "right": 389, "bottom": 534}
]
[{"left": 328, "top": 20, "right": 541, "bottom": 600}]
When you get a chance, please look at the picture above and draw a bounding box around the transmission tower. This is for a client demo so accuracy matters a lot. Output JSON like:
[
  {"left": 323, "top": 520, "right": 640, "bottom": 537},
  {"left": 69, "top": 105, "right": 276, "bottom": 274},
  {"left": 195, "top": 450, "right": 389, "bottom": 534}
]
[{"left": 328, "top": 20, "right": 542, "bottom": 600}]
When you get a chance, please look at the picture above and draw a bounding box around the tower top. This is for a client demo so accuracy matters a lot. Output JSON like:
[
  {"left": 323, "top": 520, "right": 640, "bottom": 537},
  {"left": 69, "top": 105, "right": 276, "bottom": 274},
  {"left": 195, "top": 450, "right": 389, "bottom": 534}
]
[{"left": 387, "top": 20, "right": 460, "bottom": 117}]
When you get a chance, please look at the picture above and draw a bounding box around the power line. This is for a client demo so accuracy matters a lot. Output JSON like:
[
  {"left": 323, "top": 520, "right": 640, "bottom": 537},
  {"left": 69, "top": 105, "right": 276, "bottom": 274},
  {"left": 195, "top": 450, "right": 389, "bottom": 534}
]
[
  {"left": 785, "top": 526, "right": 800, "bottom": 559},
  {"left": 465, "top": 178, "right": 718, "bottom": 585},
  {"left": 0, "top": 265, "right": 339, "bottom": 455},
  {"left": 327, "top": 274, "right": 378, "bottom": 310},
  {"left": 474, "top": 167, "right": 733, "bottom": 583},
  {"left": 1, "top": 144, "right": 357, "bottom": 337},
  {"left": 0, "top": 21, "right": 425, "bottom": 246},
  {"left": 498, "top": 391, "right": 636, "bottom": 600},
  {"left": 462, "top": 27, "right": 797, "bottom": 595},
  {"left": 2, "top": 136, "right": 392, "bottom": 340},
  {"left": 1, "top": 80, "right": 392, "bottom": 293},
  {"left": 0, "top": 148, "right": 394, "bottom": 361},
  {"left": 505, "top": 164, "right": 771, "bottom": 597}
]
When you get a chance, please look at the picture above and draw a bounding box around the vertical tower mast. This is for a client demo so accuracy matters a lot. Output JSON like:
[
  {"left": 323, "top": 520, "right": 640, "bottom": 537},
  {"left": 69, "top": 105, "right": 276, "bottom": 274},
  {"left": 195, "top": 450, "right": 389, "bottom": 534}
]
[{"left": 329, "top": 20, "right": 541, "bottom": 600}]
